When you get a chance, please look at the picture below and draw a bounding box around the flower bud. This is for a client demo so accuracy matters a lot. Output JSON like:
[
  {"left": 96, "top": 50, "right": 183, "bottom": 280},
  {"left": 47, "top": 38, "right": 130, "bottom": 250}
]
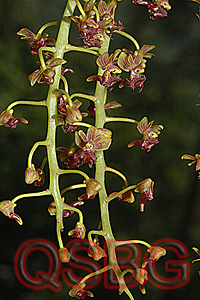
[
  {"left": 25, "top": 165, "right": 39, "bottom": 184},
  {"left": 48, "top": 200, "right": 57, "bottom": 216},
  {"left": 117, "top": 189, "right": 135, "bottom": 203},
  {"left": 59, "top": 247, "right": 70, "bottom": 263},
  {"left": 87, "top": 241, "right": 106, "bottom": 261},
  {"left": 78, "top": 178, "right": 102, "bottom": 200},
  {"left": 0, "top": 200, "right": 15, "bottom": 216}
]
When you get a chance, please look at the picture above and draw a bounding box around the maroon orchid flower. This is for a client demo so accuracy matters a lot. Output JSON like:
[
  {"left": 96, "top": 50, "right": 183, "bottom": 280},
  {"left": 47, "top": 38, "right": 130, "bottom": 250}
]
[
  {"left": 75, "top": 127, "right": 112, "bottom": 152},
  {"left": 132, "top": 0, "right": 171, "bottom": 20},
  {"left": 57, "top": 94, "right": 87, "bottom": 128},
  {"left": 69, "top": 282, "right": 94, "bottom": 299},
  {"left": 58, "top": 147, "right": 96, "bottom": 169},
  {"left": 70, "top": 149, "right": 97, "bottom": 168},
  {"left": 135, "top": 178, "right": 154, "bottom": 212},
  {"left": 45, "top": 52, "right": 76, "bottom": 76},
  {"left": 128, "top": 117, "right": 163, "bottom": 152},
  {"left": 25, "top": 164, "right": 45, "bottom": 186},
  {"left": 17, "top": 28, "right": 56, "bottom": 55},
  {"left": 28, "top": 57, "right": 66, "bottom": 86},
  {"left": 57, "top": 127, "right": 111, "bottom": 169},
  {"left": 73, "top": 127, "right": 112, "bottom": 167},
  {"left": 118, "top": 46, "right": 155, "bottom": 92},
  {"left": 0, "top": 110, "right": 28, "bottom": 129},
  {"left": 98, "top": 0, "right": 123, "bottom": 37},
  {"left": 87, "top": 49, "right": 122, "bottom": 90},
  {"left": 69, "top": 0, "right": 104, "bottom": 48},
  {"left": 0, "top": 200, "right": 23, "bottom": 225},
  {"left": 48, "top": 199, "right": 84, "bottom": 218},
  {"left": 78, "top": 178, "right": 102, "bottom": 200},
  {"left": 129, "top": 137, "right": 159, "bottom": 152},
  {"left": 57, "top": 146, "right": 97, "bottom": 169},
  {"left": 68, "top": 222, "right": 86, "bottom": 239},
  {"left": 142, "top": 246, "right": 166, "bottom": 268}
]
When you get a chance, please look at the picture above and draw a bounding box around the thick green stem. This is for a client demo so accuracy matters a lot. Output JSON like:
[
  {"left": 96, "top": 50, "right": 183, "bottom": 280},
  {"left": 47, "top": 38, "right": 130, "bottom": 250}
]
[
  {"left": 45, "top": 0, "right": 76, "bottom": 238},
  {"left": 93, "top": 1, "right": 128, "bottom": 291},
  {"left": 94, "top": 54, "right": 114, "bottom": 241}
]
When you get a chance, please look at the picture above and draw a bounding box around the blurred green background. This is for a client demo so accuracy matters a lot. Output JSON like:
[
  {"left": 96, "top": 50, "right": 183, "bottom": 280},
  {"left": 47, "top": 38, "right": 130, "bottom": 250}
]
[{"left": 1, "top": 0, "right": 200, "bottom": 299}]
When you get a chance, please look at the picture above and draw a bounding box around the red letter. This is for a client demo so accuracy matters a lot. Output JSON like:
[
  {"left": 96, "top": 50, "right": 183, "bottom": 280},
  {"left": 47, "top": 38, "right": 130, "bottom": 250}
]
[
  {"left": 146, "top": 238, "right": 189, "bottom": 290},
  {"left": 14, "top": 238, "right": 62, "bottom": 291}
]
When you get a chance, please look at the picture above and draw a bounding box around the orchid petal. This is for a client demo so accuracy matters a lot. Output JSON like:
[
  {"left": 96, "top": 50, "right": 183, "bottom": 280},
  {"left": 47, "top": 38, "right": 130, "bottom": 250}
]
[{"left": 137, "top": 117, "right": 148, "bottom": 133}]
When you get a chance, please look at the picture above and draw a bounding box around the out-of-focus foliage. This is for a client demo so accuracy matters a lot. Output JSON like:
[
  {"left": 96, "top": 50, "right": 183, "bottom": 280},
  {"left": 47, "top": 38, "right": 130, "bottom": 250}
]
[{"left": 1, "top": 0, "right": 200, "bottom": 299}]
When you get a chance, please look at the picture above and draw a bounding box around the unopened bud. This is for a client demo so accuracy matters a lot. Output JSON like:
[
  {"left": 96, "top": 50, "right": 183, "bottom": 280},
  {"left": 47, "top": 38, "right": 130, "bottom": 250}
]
[
  {"left": 25, "top": 165, "right": 39, "bottom": 184},
  {"left": 59, "top": 247, "right": 70, "bottom": 263}
]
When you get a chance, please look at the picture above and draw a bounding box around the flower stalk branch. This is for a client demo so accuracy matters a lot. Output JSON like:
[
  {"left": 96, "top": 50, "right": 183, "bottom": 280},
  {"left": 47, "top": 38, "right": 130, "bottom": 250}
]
[
  {"left": 37, "top": 21, "right": 61, "bottom": 35},
  {"left": 57, "top": 169, "right": 90, "bottom": 180},
  {"left": 105, "top": 184, "right": 137, "bottom": 203},
  {"left": 7, "top": 100, "right": 47, "bottom": 111},
  {"left": 12, "top": 190, "right": 51, "bottom": 204},
  {"left": 27, "top": 141, "right": 50, "bottom": 168},
  {"left": 61, "top": 183, "right": 86, "bottom": 195},
  {"left": 105, "top": 116, "right": 139, "bottom": 124},
  {"left": 114, "top": 30, "right": 140, "bottom": 50},
  {"left": 106, "top": 166, "right": 129, "bottom": 187}
]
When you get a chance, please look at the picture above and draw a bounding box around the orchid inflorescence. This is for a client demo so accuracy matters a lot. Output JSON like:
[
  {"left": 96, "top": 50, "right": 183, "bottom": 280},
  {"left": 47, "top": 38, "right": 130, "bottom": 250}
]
[{"left": 0, "top": 0, "right": 171, "bottom": 299}]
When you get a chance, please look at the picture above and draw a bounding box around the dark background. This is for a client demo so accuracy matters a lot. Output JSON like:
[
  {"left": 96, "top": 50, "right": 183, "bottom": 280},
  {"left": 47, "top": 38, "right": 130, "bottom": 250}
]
[{"left": 0, "top": 0, "right": 200, "bottom": 299}]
